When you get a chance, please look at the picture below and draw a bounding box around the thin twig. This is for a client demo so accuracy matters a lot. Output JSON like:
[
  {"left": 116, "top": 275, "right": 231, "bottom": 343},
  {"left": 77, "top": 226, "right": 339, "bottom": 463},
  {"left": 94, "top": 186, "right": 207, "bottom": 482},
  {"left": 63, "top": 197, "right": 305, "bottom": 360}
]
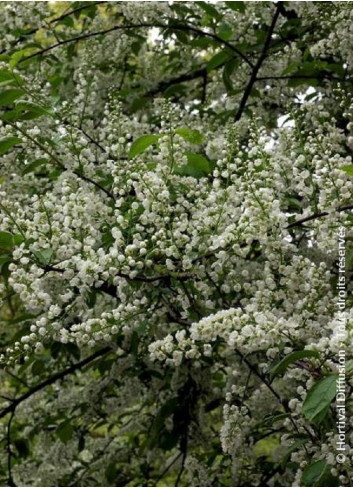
[
  {"left": 63, "top": 120, "right": 107, "bottom": 153},
  {"left": 154, "top": 452, "right": 182, "bottom": 485},
  {"left": 7, "top": 410, "right": 16, "bottom": 487},
  {"left": 5, "top": 371, "right": 29, "bottom": 389},
  {"left": 7, "top": 122, "right": 115, "bottom": 201},
  {"left": 287, "top": 203, "right": 353, "bottom": 229},
  {"left": 0, "top": 2, "right": 107, "bottom": 55},
  {"left": 175, "top": 449, "right": 187, "bottom": 487},
  {"left": 234, "top": 348, "right": 314, "bottom": 448},
  {"left": 145, "top": 67, "right": 208, "bottom": 97},
  {"left": 235, "top": 2, "right": 282, "bottom": 121},
  {"left": 49, "top": 1, "right": 106, "bottom": 26},
  {"left": 0, "top": 347, "right": 111, "bottom": 420},
  {"left": 22, "top": 23, "right": 253, "bottom": 68}
]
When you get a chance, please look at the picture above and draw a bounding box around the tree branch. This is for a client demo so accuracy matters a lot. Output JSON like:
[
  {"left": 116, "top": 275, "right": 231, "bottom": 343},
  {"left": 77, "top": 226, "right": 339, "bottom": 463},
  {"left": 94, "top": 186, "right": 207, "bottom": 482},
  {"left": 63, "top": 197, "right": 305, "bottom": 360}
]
[
  {"left": 235, "top": 2, "right": 282, "bottom": 121},
  {"left": 6, "top": 411, "right": 16, "bottom": 487},
  {"left": 234, "top": 348, "right": 282, "bottom": 404},
  {"left": 144, "top": 67, "right": 207, "bottom": 97},
  {"left": 22, "top": 23, "right": 253, "bottom": 68},
  {"left": 7, "top": 121, "right": 115, "bottom": 201},
  {"left": 1, "top": 2, "right": 107, "bottom": 55},
  {"left": 256, "top": 74, "right": 347, "bottom": 83},
  {"left": 0, "top": 347, "right": 111, "bottom": 420},
  {"left": 154, "top": 452, "right": 182, "bottom": 485},
  {"left": 286, "top": 203, "right": 353, "bottom": 229},
  {"left": 49, "top": 1, "right": 106, "bottom": 26},
  {"left": 63, "top": 119, "right": 107, "bottom": 153},
  {"left": 74, "top": 170, "right": 115, "bottom": 200}
]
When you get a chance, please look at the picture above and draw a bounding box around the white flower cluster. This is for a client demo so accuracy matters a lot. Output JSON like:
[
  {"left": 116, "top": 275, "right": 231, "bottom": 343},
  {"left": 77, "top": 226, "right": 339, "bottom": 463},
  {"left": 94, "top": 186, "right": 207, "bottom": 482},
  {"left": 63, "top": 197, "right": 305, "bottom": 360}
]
[{"left": 0, "top": 1, "right": 353, "bottom": 486}]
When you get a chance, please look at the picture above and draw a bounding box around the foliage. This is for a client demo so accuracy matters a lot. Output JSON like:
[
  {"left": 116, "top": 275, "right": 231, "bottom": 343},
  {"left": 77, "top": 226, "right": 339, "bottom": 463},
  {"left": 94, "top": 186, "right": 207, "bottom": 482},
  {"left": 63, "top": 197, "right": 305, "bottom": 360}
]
[{"left": 0, "top": 1, "right": 352, "bottom": 486}]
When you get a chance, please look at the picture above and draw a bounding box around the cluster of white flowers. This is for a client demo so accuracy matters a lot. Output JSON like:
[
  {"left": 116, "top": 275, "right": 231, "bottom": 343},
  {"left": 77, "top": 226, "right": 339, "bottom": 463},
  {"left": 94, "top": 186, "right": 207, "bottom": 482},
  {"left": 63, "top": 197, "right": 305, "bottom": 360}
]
[{"left": 0, "top": 1, "right": 353, "bottom": 486}]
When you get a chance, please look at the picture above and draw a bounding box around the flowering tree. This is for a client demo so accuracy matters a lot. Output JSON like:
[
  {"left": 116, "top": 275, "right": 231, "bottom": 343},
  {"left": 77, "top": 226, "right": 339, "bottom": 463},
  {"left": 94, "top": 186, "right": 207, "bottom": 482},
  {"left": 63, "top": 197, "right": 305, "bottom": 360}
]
[{"left": 0, "top": 1, "right": 352, "bottom": 486}]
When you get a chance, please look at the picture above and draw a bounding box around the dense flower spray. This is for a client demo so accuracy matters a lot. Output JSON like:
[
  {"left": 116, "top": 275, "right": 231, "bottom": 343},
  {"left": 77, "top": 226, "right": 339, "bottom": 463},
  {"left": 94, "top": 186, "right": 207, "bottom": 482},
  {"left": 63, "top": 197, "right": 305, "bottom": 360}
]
[{"left": 0, "top": 1, "right": 352, "bottom": 486}]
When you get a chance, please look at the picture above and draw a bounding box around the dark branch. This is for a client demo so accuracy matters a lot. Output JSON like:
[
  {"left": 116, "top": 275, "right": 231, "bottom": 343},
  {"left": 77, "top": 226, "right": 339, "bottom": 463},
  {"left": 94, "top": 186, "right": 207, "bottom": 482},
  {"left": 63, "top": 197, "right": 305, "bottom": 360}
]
[
  {"left": 144, "top": 67, "right": 207, "bottom": 97},
  {"left": 234, "top": 348, "right": 282, "bottom": 404},
  {"left": 286, "top": 203, "right": 353, "bottom": 229},
  {"left": 22, "top": 23, "right": 253, "bottom": 68},
  {"left": 1, "top": 2, "right": 107, "bottom": 55},
  {"left": 235, "top": 3, "right": 282, "bottom": 121},
  {"left": 73, "top": 170, "right": 115, "bottom": 200},
  {"left": 234, "top": 348, "right": 314, "bottom": 446},
  {"left": 6, "top": 411, "right": 16, "bottom": 487},
  {"left": 43, "top": 265, "right": 190, "bottom": 298},
  {"left": 63, "top": 119, "right": 107, "bottom": 153},
  {"left": 154, "top": 452, "right": 182, "bottom": 485},
  {"left": 201, "top": 69, "right": 208, "bottom": 104},
  {"left": 49, "top": 1, "right": 107, "bottom": 26},
  {"left": 8, "top": 121, "right": 115, "bottom": 201},
  {"left": 0, "top": 347, "right": 111, "bottom": 420},
  {"left": 256, "top": 74, "right": 347, "bottom": 83}
]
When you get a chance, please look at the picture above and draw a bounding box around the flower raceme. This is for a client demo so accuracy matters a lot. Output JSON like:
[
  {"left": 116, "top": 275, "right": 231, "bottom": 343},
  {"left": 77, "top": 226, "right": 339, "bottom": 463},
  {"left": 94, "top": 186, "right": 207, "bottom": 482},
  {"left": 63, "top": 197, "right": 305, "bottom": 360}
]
[{"left": 0, "top": 1, "right": 352, "bottom": 487}]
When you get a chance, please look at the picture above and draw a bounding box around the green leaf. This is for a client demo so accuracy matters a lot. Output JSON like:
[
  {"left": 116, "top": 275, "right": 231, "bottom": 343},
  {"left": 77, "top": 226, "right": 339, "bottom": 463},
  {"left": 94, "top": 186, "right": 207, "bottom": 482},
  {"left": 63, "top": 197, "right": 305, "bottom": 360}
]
[
  {"left": 0, "top": 254, "right": 12, "bottom": 273},
  {"left": 287, "top": 75, "right": 319, "bottom": 88},
  {"left": 225, "top": 1, "right": 246, "bottom": 13},
  {"left": 58, "top": 16, "right": 74, "bottom": 28},
  {"left": 0, "top": 136, "right": 22, "bottom": 156},
  {"left": 281, "top": 436, "right": 310, "bottom": 466},
  {"left": 0, "top": 231, "right": 14, "bottom": 251},
  {"left": 253, "top": 434, "right": 279, "bottom": 460},
  {"left": 158, "top": 431, "right": 179, "bottom": 450},
  {"left": 223, "top": 58, "right": 238, "bottom": 93},
  {"left": 22, "top": 157, "right": 48, "bottom": 175},
  {"left": 302, "top": 375, "right": 338, "bottom": 421},
  {"left": 175, "top": 128, "right": 203, "bottom": 145},
  {"left": 197, "top": 1, "right": 222, "bottom": 20},
  {"left": 341, "top": 164, "right": 353, "bottom": 177},
  {"left": 0, "top": 69, "right": 23, "bottom": 88},
  {"left": 14, "top": 234, "right": 24, "bottom": 246},
  {"left": 34, "top": 248, "right": 53, "bottom": 266},
  {"left": 0, "top": 110, "right": 19, "bottom": 122},
  {"left": 346, "top": 359, "right": 353, "bottom": 372},
  {"left": 285, "top": 196, "right": 303, "bottom": 210},
  {"left": 281, "top": 61, "right": 300, "bottom": 76},
  {"left": 269, "top": 350, "right": 320, "bottom": 379},
  {"left": 174, "top": 30, "right": 189, "bottom": 44},
  {"left": 190, "top": 38, "right": 216, "bottom": 49},
  {"left": 1, "top": 260, "right": 11, "bottom": 281},
  {"left": 217, "top": 23, "right": 233, "bottom": 41},
  {"left": 9, "top": 50, "right": 26, "bottom": 69},
  {"left": 130, "top": 330, "right": 139, "bottom": 356},
  {"left": 32, "top": 359, "right": 45, "bottom": 376},
  {"left": 128, "top": 134, "right": 162, "bottom": 158},
  {"left": 207, "top": 51, "right": 232, "bottom": 72},
  {"left": 15, "top": 100, "right": 55, "bottom": 119},
  {"left": 0, "top": 70, "right": 14, "bottom": 86},
  {"left": 50, "top": 341, "right": 63, "bottom": 359},
  {"left": 131, "top": 96, "right": 148, "bottom": 112},
  {"left": 96, "top": 357, "right": 114, "bottom": 376},
  {"left": 65, "top": 343, "right": 81, "bottom": 361},
  {"left": 148, "top": 397, "right": 179, "bottom": 446},
  {"left": 311, "top": 404, "right": 330, "bottom": 426},
  {"left": 105, "top": 463, "right": 117, "bottom": 484},
  {"left": 0, "top": 88, "right": 24, "bottom": 106},
  {"left": 14, "top": 439, "right": 29, "bottom": 458},
  {"left": 175, "top": 153, "right": 212, "bottom": 178},
  {"left": 261, "top": 412, "right": 291, "bottom": 427},
  {"left": 301, "top": 460, "right": 328, "bottom": 486},
  {"left": 56, "top": 421, "right": 74, "bottom": 443}
]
